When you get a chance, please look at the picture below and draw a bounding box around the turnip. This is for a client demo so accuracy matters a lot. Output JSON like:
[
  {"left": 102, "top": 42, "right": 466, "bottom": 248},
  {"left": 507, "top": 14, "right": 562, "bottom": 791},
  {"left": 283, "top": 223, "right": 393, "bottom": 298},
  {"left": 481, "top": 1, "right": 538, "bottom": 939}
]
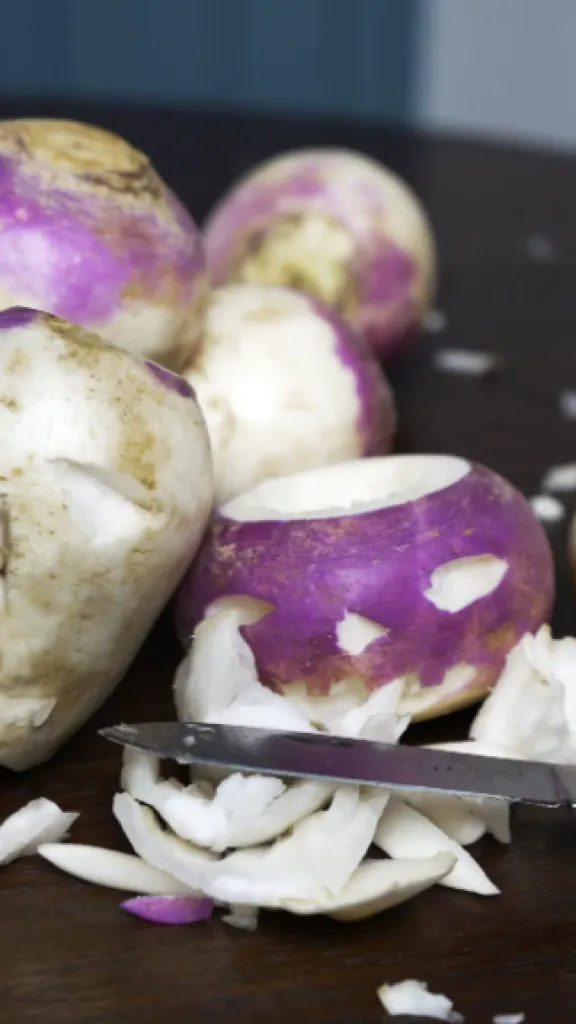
[
  {"left": 0, "top": 119, "right": 207, "bottom": 369},
  {"left": 177, "top": 454, "right": 553, "bottom": 721},
  {"left": 203, "top": 148, "right": 436, "bottom": 359},
  {"left": 0, "top": 307, "right": 213, "bottom": 769},
  {"left": 183, "top": 284, "right": 395, "bottom": 503}
]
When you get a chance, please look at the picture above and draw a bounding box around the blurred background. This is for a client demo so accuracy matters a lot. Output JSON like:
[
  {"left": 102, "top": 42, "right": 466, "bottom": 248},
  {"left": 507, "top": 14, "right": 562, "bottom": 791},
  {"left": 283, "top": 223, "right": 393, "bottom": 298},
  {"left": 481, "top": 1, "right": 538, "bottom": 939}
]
[{"left": 1, "top": 0, "right": 573, "bottom": 151}]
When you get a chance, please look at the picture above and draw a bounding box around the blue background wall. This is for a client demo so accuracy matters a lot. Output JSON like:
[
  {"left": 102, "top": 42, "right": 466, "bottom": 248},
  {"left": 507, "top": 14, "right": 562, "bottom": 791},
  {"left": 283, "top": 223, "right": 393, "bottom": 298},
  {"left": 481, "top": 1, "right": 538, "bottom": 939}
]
[
  {"left": 1, "top": 0, "right": 575, "bottom": 149},
  {"left": 0, "top": 1, "right": 418, "bottom": 122}
]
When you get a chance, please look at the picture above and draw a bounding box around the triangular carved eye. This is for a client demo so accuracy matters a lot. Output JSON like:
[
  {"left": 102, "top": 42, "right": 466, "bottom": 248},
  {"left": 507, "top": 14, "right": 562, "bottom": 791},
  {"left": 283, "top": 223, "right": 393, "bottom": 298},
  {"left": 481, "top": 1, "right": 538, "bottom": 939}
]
[{"left": 424, "top": 554, "right": 509, "bottom": 613}]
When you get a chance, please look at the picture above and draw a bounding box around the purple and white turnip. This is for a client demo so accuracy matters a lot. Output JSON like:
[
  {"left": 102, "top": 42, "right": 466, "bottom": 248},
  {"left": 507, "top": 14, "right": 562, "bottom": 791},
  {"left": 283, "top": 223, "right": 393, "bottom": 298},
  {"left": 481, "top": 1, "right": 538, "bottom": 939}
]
[
  {"left": 203, "top": 148, "right": 436, "bottom": 359},
  {"left": 0, "top": 119, "right": 207, "bottom": 369},
  {"left": 0, "top": 307, "right": 213, "bottom": 770},
  {"left": 177, "top": 454, "right": 553, "bottom": 721},
  {"left": 184, "top": 284, "right": 396, "bottom": 503}
]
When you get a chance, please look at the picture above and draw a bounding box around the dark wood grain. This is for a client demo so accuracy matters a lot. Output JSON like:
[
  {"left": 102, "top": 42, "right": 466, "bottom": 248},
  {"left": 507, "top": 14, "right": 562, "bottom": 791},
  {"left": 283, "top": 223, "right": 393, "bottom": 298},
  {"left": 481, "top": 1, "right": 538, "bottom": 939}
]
[{"left": 1, "top": 102, "right": 576, "bottom": 1023}]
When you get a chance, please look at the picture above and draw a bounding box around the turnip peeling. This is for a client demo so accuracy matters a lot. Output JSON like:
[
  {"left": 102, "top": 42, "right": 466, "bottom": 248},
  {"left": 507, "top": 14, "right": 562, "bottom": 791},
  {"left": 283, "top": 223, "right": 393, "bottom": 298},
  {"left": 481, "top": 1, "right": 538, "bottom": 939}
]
[
  {"left": 377, "top": 979, "right": 463, "bottom": 1022},
  {"left": 375, "top": 796, "right": 499, "bottom": 896},
  {"left": 114, "top": 787, "right": 387, "bottom": 906},
  {"left": 39, "top": 842, "right": 196, "bottom": 894},
  {"left": 174, "top": 606, "right": 315, "bottom": 734},
  {"left": 203, "top": 147, "right": 436, "bottom": 359},
  {"left": 0, "top": 309, "right": 213, "bottom": 770},
  {"left": 401, "top": 792, "right": 487, "bottom": 847},
  {"left": 177, "top": 454, "right": 553, "bottom": 721},
  {"left": 0, "top": 119, "right": 207, "bottom": 369},
  {"left": 470, "top": 626, "right": 576, "bottom": 762},
  {"left": 183, "top": 284, "right": 396, "bottom": 503},
  {"left": 0, "top": 798, "right": 77, "bottom": 864},
  {"left": 282, "top": 852, "right": 455, "bottom": 922},
  {"left": 122, "top": 746, "right": 333, "bottom": 852},
  {"left": 175, "top": 604, "right": 409, "bottom": 744}
]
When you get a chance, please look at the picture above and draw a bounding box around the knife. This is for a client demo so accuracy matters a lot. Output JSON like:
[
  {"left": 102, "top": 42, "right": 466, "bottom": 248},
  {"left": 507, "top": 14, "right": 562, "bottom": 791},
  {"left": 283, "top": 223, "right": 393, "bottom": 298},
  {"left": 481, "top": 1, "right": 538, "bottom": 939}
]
[{"left": 100, "top": 721, "right": 576, "bottom": 809}]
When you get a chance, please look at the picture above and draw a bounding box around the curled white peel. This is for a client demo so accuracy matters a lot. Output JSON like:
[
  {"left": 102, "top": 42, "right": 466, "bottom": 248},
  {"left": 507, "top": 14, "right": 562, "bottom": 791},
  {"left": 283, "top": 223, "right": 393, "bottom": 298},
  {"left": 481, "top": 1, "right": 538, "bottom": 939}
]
[
  {"left": 38, "top": 843, "right": 195, "bottom": 895},
  {"left": 0, "top": 798, "right": 78, "bottom": 864},
  {"left": 121, "top": 746, "right": 333, "bottom": 852},
  {"left": 282, "top": 851, "right": 455, "bottom": 921},
  {"left": 198, "top": 786, "right": 389, "bottom": 904},
  {"left": 375, "top": 796, "right": 498, "bottom": 896},
  {"left": 471, "top": 627, "right": 576, "bottom": 763},
  {"left": 113, "top": 792, "right": 217, "bottom": 894},
  {"left": 402, "top": 792, "right": 487, "bottom": 847},
  {"left": 424, "top": 741, "right": 513, "bottom": 845},
  {"left": 173, "top": 606, "right": 314, "bottom": 733},
  {"left": 287, "top": 677, "right": 409, "bottom": 742},
  {"left": 115, "top": 787, "right": 387, "bottom": 906}
]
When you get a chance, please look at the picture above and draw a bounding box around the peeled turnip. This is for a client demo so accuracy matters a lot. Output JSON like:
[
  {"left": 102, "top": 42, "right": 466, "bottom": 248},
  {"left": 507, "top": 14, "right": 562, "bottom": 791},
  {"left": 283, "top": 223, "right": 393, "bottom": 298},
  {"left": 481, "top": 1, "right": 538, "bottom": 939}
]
[
  {"left": 177, "top": 454, "right": 553, "bottom": 721},
  {"left": 0, "top": 308, "right": 213, "bottom": 769},
  {"left": 203, "top": 148, "right": 435, "bottom": 358},
  {"left": 183, "top": 284, "right": 395, "bottom": 503},
  {"left": 0, "top": 119, "right": 207, "bottom": 369}
]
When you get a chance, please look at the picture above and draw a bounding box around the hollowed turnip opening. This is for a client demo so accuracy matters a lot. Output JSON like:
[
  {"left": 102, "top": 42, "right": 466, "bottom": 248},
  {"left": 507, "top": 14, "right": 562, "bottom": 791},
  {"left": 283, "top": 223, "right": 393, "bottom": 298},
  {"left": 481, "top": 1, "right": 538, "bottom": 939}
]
[
  {"left": 221, "top": 455, "right": 469, "bottom": 522},
  {"left": 424, "top": 555, "right": 508, "bottom": 613}
]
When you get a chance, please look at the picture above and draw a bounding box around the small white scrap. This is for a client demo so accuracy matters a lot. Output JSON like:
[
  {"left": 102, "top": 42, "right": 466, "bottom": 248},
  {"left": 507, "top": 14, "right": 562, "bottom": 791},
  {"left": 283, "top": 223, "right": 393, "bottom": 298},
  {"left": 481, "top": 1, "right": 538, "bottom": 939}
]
[
  {"left": 421, "top": 309, "right": 447, "bottom": 334},
  {"left": 0, "top": 798, "right": 78, "bottom": 865},
  {"left": 529, "top": 494, "right": 565, "bottom": 523},
  {"left": 525, "top": 233, "right": 557, "bottom": 262},
  {"left": 433, "top": 348, "right": 499, "bottom": 377},
  {"left": 541, "top": 463, "right": 576, "bottom": 493},
  {"left": 493, "top": 1014, "right": 525, "bottom": 1024},
  {"left": 221, "top": 904, "right": 259, "bottom": 931},
  {"left": 377, "top": 978, "right": 464, "bottom": 1021},
  {"left": 558, "top": 389, "right": 576, "bottom": 420}
]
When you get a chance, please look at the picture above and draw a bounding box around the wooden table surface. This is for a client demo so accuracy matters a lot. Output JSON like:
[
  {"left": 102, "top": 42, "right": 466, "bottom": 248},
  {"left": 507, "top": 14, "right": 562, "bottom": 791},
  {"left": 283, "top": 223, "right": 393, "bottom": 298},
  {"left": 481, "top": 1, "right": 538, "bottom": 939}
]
[{"left": 1, "top": 102, "right": 576, "bottom": 1023}]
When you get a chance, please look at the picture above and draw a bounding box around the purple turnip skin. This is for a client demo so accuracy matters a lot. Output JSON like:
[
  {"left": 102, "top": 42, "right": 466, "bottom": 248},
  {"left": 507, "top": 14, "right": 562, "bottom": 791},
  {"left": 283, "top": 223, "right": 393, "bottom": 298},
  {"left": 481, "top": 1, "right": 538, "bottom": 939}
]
[
  {"left": 145, "top": 361, "right": 197, "bottom": 400},
  {"left": 0, "top": 119, "right": 207, "bottom": 370},
  {"left": 306, "top": 295, "right": 395, "bottom": 458},
  {"left": 203, "top": 148, "right": 436, "bottom": 360},
  {"left": 177, "top": 460, "right": 554, "bottom": 719}
]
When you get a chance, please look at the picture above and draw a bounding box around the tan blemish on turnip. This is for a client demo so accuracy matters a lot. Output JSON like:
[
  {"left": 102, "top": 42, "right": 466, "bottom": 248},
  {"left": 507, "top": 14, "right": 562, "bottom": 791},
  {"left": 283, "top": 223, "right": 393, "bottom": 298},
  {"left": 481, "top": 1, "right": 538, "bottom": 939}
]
[
  {"left": 0, "top": 119, "right": 168, "bottom": 207},
  {"left": 5, "top": 348, "right": 29, "bottom": 375},
  {"left": 0, "top": 396, "right": 18, "bottom": 411}
]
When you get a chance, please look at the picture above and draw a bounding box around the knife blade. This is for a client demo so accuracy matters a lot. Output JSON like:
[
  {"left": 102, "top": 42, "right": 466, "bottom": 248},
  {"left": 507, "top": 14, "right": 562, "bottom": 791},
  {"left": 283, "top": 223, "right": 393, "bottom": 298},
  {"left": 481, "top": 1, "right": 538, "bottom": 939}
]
[{"left": 100, "top": 721, "right": 576, "bottom": 809}]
